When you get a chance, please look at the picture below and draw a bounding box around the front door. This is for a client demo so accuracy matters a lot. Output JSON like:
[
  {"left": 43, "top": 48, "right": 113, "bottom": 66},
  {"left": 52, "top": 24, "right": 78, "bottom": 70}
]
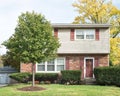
[{"left": 84, "top": 57, "right": 94, "bottom": 78}]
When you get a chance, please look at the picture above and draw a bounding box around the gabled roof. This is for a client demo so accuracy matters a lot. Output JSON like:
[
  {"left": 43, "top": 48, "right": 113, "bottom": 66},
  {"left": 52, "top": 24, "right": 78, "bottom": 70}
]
[{"left": 52, "top": 23, "right": 111, "bottom": 29}]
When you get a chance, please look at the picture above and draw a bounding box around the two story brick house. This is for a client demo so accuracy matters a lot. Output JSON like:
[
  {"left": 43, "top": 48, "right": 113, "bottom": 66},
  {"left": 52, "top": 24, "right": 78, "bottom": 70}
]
[{"left": 21, "top": 23, "right": 110, "bottom": 79}]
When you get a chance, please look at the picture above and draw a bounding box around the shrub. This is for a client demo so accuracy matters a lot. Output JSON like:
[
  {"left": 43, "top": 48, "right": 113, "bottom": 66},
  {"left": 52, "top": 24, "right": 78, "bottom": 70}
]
[
  {"left": 35, "top": 73, "right": 58, "bottom": 83},
  {"left": 10, "top": 73, "right": 58, "bottom": 83},
  {"left": 94, "top": 66, "right": 120, "bottom": 86},
  {"left": 61, "top": 70, "right": 81, "bottom": 85},
  {"left": 9, "top": 72, "right": 31, "bottom": 83}
]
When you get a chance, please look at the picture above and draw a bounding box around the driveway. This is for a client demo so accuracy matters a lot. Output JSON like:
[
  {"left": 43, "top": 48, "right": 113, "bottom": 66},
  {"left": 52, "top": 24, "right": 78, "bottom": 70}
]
[{"left": 0, "top": 84, "right": 7, "bottom": 87}]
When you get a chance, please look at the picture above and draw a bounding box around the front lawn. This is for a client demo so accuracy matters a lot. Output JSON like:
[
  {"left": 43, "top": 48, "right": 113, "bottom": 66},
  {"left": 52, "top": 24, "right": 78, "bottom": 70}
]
[{"left": 0, "top": 84, "right": 120, "bottom": 96}]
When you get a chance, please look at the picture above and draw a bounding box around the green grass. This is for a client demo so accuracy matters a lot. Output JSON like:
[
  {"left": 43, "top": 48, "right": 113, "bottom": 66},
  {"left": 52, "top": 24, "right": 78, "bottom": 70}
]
[{"left": 0, "top": 84, "right": 120, "bottom": 96}]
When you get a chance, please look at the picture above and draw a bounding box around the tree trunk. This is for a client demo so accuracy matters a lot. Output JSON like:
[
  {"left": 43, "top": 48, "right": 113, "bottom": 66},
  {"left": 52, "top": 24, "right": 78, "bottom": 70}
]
[{"left": 32, "top": 63, "right": 35, "bottom": 87}]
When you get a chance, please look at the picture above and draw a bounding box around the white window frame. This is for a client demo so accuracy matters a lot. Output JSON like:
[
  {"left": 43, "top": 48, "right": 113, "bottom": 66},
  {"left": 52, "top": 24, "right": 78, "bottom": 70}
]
[
  {"left": 75, "top": 29, "right": 95, "bottom": 40},
  {"left": 36, "top": 57, "right": 65, "bottom": 73}
]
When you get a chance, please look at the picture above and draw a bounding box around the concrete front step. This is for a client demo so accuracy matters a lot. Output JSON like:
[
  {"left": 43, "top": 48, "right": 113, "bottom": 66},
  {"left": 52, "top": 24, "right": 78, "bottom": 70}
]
[{"left": 81, "top": 78, "right": 96, "bottom": 85}]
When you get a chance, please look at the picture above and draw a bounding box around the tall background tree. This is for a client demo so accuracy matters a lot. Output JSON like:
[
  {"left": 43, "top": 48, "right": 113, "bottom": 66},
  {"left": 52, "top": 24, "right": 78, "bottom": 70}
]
[
  {"left": 73, "top": 0, "right": 120, "bottom": 65},
  {"left": 2, "top": 11, "right": 60, "bottom": 86},
  {"left": 0, "top": 45, "right": 3, "bottom": 68},
  {"left": 1, "top": 52, "right": 20, "bottom": 70},
  {"left": 0, "top": 55, "right": 3, "bottom": 68}
]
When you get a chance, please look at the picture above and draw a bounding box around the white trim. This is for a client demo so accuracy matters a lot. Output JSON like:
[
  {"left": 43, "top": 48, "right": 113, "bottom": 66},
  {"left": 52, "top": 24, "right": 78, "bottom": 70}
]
[
  {"left": 52, "top": 23, "right": 111, "bottom": 28},
  {"left": 84, "top": 57, "right": 94, "bottom": 78},
  {"left": 36, "top": 57, "right": 65, "bottom": 73}
]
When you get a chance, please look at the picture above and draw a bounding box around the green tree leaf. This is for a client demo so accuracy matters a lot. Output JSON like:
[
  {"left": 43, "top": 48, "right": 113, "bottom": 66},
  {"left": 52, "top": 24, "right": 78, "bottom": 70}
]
[{"left": 2, "top": 11, "right": 60, "bottom": 86}]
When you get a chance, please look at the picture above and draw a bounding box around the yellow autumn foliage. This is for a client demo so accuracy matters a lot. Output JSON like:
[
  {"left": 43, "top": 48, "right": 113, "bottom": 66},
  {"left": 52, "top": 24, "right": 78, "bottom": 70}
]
[
  {"left": 110, "top": 38, "right": 120, "bottom": 65},
  {"left": 73, "top": 0, "right": 116, "bottom": 24}
]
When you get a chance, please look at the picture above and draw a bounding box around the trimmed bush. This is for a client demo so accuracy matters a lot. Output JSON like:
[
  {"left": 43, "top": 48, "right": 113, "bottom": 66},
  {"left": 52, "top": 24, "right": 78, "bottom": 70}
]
[
  {"left": 94, "top": 66, "right": 120, "bottom": 86},
  {"left": 35, "top": 73, "right": 58, "bottom": 83},
  {"left": 9, "top": 73, "right": 58, "bottom": 83},
  {"left": 9, "top": 72, "right": 31, "bottom": 83},
  {"left": 61, "top": 70, "right": 81, "bottom": 85}
]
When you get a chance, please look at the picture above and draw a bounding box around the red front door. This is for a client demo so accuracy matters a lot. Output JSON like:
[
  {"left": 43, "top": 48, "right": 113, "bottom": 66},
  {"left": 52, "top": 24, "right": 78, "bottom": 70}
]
[{"left": 85, "top": 58, "right": 94, "bottom": 78}]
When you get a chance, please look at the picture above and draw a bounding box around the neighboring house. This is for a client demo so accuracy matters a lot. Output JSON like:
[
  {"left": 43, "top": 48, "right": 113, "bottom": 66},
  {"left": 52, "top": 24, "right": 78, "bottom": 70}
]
[
  {"left": 0, "top": 66, "right": 17, "bottom": 84},
  {"left": 21, "top": 23, "right": 110, "bottom": 79}
]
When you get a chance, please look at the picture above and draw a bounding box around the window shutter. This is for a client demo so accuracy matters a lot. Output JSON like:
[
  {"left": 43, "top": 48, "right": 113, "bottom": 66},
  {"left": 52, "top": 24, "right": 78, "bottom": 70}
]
[
  {"left": 95, "top": 29, "right": 99, "bottom": 40},
  {"left": 54, "top": 28, "right": 58, "bottom": 38},
  {"left": 70, "top": 29, "right": 74, "bottom": 41},
  {"left": 66, "top": 57, "right": 69, "bottom": 70}
]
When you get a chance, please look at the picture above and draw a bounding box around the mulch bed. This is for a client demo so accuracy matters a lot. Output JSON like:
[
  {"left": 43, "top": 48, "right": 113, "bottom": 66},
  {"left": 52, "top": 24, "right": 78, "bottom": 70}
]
[{"left": 17, "top": 86, "right": 46, "bottom": 91}]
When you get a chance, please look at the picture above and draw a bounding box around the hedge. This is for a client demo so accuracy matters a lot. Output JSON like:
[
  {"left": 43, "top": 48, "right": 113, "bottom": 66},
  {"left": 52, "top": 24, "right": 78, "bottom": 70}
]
[
  {"left": 61, "top": 70, "right": 81, "bottom": 85},
  {"left": 94, "top": 66, "right": 120, "bottom": 86},
  {"left": 9, "top": 73, "right": 31, "bottom": 83},
  {"left": 35, "top": 73, "right": 58, "bottom": 83},
  {"left": 10, "top": 73, "right": 58, "bottom": 83}
]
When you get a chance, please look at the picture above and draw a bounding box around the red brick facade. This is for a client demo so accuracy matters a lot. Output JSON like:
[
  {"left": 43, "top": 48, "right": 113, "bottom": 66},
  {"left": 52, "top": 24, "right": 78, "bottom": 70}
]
[
  {"left": 20, "top": 63, "right": 33, "bottom": 73},
  {"left": 59, "top": 54, "right": 109, "bottom": 79},
  {"left": 20, "top": 54, "right": 109, "bottom": 79}
]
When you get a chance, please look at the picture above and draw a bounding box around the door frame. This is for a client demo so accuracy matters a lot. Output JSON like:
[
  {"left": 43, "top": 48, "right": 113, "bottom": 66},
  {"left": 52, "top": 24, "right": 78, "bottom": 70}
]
[{"left": 84, "top": 57, "right": 94, "bottom": 79}]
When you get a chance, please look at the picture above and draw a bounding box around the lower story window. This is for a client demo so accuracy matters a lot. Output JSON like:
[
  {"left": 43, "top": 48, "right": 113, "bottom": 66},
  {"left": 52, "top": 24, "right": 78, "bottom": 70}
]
[
  {"left": 47, "top": 60, "right": 55, "bottom": 71},
  {"left": 36, "top": 57, "right": 65, "bottom": 72},
  {"left": 37, "top": 62, "right": 45, "bottom": 71}
]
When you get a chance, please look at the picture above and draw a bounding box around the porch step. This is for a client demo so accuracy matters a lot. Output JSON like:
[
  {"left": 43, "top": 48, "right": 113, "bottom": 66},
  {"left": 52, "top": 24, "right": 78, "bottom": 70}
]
[{"left": 82, "top": 78, "right": 96, "bottom": 85}]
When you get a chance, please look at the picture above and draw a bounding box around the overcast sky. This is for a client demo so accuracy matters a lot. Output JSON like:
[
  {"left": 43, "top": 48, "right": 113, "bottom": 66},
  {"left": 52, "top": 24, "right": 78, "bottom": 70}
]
[{"left": 0, "top": 0, "right": 120, "bottom": 54}]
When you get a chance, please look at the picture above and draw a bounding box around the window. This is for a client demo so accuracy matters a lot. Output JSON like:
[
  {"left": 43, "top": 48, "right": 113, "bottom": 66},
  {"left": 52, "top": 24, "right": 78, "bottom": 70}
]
[
  {"left": 57, "top": 58, "right": 65, "bottom": 71},
  {"left": 37, "top": 57, "right": 65, "bottom": 72},
  {"left": 37, "top": 62, "right": 45, "bottom": 71},
  {"left": 47, "top": 60, "right": 54, "bottom": 71},
  {"left": 76, "top": 31, "right": 84, "bottom": 39},
  {"left": 75, "top": 29, "right": 95, "bottom": 40}
]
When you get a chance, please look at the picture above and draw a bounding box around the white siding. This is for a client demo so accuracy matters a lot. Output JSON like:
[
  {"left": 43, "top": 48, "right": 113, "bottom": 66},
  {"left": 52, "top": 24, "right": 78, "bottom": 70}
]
[
  {"left": 57, "top": 29, "right": 110, "bottom": 54},
  {"left": 58, "top": 29, "right": 70, "bottom": 42}
]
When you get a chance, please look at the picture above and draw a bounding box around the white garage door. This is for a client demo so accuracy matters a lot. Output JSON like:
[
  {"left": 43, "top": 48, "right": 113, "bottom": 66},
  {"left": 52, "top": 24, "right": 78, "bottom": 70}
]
[{"left": 0, "top": 74, "right": 10, "bottom": 84}]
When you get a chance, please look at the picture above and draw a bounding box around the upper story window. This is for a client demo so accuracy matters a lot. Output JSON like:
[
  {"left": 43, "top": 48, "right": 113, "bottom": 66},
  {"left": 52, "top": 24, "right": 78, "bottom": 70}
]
[
  {"left": 75, "top": 29, "right": 95, "bottom": 40},
  {"left": 36, "top": 57, "right": 65, "bottom": 72}
]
